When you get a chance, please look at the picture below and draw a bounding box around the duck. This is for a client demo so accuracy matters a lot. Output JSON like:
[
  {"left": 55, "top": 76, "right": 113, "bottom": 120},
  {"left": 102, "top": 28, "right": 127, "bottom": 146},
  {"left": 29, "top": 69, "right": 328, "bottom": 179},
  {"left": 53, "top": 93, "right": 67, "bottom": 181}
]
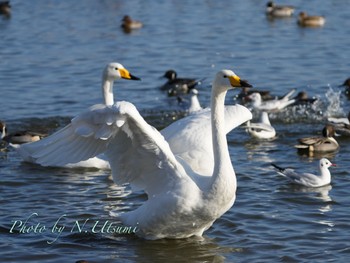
[
  {"left": 339, "top": 78, "right": 350, "bottom": 98},
  {"left": 297, "top": 12, "right": 326, "bottom": 27},
  {"left": 271, "top": 158, "right": 335, "bottom": 187},
  {"left": 248, "top": 88, "right": 296, "bottom": 112},
  {"left": 121, "top": 15, "right": 143, "bottom": 32},
  {"left": 0, "top": 121, "right": 47, "bottom": 144},
  {"left": 14, "top": 69, "right": 252, "bottom": 240},
  {"left": 266, "top": 1, "right": 294, "bottom": 17},
  {"left": 292, "top": 91, "right": 318, "bottom": 106},
  {"left": 245, "top": 111, "right": 276, "bottom": 140},
  {"left": 294, "top": 124, "right": 339, "bottom": 153},
  {"left": 160, "top": 69, "right": 201, "bottom": 96},
  {"left": 0, "top": 1, "right": 11, "bottom": 17}
]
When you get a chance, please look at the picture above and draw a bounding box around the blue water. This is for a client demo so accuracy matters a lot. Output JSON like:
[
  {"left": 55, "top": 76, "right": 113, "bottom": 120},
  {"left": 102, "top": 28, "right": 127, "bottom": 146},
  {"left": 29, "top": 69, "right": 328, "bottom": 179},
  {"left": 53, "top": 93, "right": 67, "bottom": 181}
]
[{"left": 1, "top": 0, "right": 350, "bottom": 262}]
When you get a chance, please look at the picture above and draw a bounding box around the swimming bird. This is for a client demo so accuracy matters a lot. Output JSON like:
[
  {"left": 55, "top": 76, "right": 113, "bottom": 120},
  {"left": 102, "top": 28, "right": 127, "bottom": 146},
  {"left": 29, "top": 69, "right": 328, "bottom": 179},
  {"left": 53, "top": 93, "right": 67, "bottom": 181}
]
[
  {"left": 160, "top": 70, "right": 201, "bottom": 96},
  {"left": 15, "top": 70, "right": 252, "bottom": 239},
  {"left": 187, "top": 89, "right": 202, "bottom": 113},
  {"left": 297, "top": 12, "right": 326, "bottom": 27},
  {"left": 295, "top": 125, "right": 339, "bottom": 153},
  {"left": 0, "top": 1, "right": 11, "bottom": 17},
  {"left": 245, "top": 111, "right": 276, "bottom": 139},
  {"left": 248, "top": 88, "right": 296, "bottom": 112},
  {"left": 121, "top": 15, "right": 143, "bottom": 32},
  {"left": 328, "top": 112, "right": 350, "bottom": 136},
  {"left": 271, "top": 158, "right": 335, "bottom": 187},
  {"left": 292, "top": 91, "right": 318, "bottom": 106},
  {"left": 266, "top": 1, "right": 294, "bottom": 17},
  {"left": 0, "top": 121, "right": 47, "bottom": 144},
  {"left": 15, "top": 62, "right": 140, "bottom": 169},
  {"left": 339, "top": 78, "right": 350, "bottom": 98}
]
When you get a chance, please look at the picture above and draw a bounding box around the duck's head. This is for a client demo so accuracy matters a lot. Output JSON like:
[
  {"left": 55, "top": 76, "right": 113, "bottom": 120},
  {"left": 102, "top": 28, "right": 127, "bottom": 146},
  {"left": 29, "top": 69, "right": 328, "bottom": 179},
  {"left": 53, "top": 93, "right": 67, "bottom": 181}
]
[
  {"left": 103, "top": 62, "right": 140, "bottom": 81},
  {"left": 163, "top": 70, "right": 177, "bottom": 80}
]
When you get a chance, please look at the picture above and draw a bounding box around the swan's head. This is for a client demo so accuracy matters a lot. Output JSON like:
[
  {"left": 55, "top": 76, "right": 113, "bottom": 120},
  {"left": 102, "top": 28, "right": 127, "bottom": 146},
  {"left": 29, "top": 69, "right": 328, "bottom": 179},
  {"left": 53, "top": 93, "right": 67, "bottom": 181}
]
[
  {"left": 103, "top": 62, "right": 141, "bottom": 81},
  {"left": 214, "top": 70, "right": 252, "bottom": 92},
  {"left": 319, "top": 158, "right": 336, "bottom": 169}
]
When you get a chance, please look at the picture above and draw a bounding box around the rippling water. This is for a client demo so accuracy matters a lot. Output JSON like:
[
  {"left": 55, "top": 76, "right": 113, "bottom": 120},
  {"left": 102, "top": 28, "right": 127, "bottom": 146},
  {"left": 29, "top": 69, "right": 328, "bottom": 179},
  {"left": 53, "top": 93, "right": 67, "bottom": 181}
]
[{"left": 1, "top": 0, "right": 350, "bottom": 262}]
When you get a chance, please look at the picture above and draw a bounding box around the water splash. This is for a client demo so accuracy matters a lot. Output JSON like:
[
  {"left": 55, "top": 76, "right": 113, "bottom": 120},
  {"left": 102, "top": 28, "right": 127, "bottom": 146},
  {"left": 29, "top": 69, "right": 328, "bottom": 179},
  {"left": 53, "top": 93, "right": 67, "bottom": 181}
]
[{"left": 323, "top": 85, "right": 344, "bottom": 118}]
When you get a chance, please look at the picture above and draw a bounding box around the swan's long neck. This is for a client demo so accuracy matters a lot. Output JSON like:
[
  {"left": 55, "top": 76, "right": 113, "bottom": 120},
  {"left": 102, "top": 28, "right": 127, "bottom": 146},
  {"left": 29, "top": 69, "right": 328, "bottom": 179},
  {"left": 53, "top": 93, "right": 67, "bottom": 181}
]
[
  {"left": 102, "top": 77, "right": 115, "bottom": 106},
  {"left": 208, "top": 87, "right": 236, "bottom": 199}
]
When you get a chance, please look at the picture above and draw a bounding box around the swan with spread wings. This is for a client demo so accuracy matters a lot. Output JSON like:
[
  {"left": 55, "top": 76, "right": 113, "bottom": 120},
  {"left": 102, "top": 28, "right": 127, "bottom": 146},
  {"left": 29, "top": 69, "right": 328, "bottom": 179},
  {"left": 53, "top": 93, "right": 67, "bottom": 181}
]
[{"left": 16, "top": 69, "right": 252, "bottom": 239}]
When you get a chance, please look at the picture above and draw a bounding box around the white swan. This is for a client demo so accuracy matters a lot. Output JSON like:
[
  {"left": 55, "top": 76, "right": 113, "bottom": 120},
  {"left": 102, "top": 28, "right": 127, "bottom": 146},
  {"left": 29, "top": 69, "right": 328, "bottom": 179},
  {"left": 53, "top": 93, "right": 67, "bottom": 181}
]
[
  {"left": 16, "top": 63, "right": 250, "bottom": 172},
  {"left": 271, "top": 158, "right": 335, "bottom": 187},
  {"left": 245, "top": 111, "right": 276, "bottom": 139},
  {"left": 15, "top": 70, "right": 252, "bottom": 239},
  {"left": 15, "top": 62, "right": 140, "bottom": 169}
]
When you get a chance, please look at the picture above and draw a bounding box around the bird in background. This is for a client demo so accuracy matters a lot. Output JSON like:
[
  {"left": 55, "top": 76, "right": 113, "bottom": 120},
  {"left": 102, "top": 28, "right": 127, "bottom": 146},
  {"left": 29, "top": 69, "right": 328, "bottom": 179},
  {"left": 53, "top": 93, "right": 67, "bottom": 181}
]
[
  {"left": 248, "top": 88, "right": 296, "bottom": 112},
  {"left": 121, "top": 15, "right": 143, "bottom": 33},
  {"left": 297, "top": 12, "right": 326, "bottom": 27},
  {"left": 266, "top": 1, "right": 294, "bottom": 18},
  {"left": 160, "top": 69, "right": 203, "bottom": 96},
  {"left": 294, "top": 124, "right": 339, "bottom": 153},
  {"left": 245, "top": 111, "right": 276, "bottom": 140},
  {"left": 0, "top": 121, "right": 47, "bottom": 144},
  {"left": 271, "top": 158, "right": 336, "bottom": 187}
]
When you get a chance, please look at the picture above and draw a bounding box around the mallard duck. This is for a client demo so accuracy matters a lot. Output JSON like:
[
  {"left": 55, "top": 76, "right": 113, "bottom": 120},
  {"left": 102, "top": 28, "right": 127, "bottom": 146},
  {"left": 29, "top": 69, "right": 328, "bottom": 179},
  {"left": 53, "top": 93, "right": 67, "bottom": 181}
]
[
  {"left": 266, "top": 1, "right": 294, "bottom": 17},
  {"left": 298, "top": 12, "right": 326, "bottom": 27},
  {"left": 160, "top": 69, "right": 201, "bottom": 96},
  {"left": 0, "top": 1, "right": 11, "bottom": 17},
  {"left": 121, "top": 15, "right": 143, "bottom": 32},
  {"left": 295, "top": 125, "right": 339, "bottom": 153}
]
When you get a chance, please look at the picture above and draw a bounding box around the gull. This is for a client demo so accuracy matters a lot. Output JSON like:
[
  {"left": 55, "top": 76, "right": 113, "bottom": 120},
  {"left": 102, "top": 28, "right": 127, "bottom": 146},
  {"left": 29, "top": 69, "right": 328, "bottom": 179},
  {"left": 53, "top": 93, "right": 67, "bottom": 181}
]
[
  {"left": 327, "top": 112, "right": 350, "bottom": 137},
  {"left": 15, "top": 69, "right": 252, "bottom": 239},
  {"left": 271, "top": 158, "right": 336, "bottom": 187},
  {"left": 245, "top": 111, "right": 276, "bottom": 139},
  {"left": 248, "top": 88, "right": 296, "bottom": 112}
]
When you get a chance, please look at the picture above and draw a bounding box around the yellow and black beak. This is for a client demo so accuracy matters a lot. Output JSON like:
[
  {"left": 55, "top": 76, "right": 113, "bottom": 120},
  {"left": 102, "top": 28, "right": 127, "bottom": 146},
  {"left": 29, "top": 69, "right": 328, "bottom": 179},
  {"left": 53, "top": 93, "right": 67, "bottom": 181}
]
[
  {"left": 229, "top": 75, "right": 252, "bottom": 88},
  {"left": 119, "top": 68, "right": 141, "bottom": 81}
]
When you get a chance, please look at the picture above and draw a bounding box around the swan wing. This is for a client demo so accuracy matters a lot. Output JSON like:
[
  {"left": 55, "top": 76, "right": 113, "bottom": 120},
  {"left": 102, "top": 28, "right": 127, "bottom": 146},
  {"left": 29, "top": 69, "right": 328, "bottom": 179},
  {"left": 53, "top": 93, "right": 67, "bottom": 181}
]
[
  {"left": 16, "top": 104, "right": 120, "bottom": 166},
  {"left": 106, "top": 101, "right": 189, "bottom": 196},
  {"left": 161, "top": 104, "right": 252, "bottom": 175}
]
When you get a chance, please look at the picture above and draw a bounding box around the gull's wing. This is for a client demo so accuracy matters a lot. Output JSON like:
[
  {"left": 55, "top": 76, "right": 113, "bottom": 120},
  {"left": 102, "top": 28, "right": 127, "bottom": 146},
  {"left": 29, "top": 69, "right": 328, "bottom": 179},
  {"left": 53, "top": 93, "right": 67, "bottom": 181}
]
[
  {"left": 161, "top": 105, "right": 252, "bottom": 176},
  {"left": 245, "top": 122, "right": 275, "bottom": 133}
]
